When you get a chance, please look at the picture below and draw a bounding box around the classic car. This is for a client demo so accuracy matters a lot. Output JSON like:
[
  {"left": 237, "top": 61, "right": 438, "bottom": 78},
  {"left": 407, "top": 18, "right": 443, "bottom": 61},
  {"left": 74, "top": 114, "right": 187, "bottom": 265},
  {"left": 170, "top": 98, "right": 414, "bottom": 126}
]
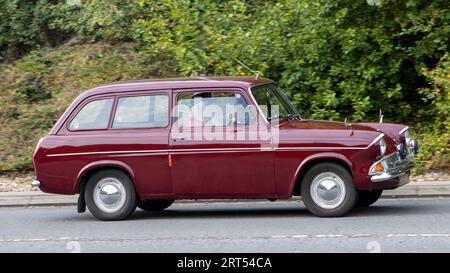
[{"left": 32, "top": 76, "right": 418, "bottom": 220}]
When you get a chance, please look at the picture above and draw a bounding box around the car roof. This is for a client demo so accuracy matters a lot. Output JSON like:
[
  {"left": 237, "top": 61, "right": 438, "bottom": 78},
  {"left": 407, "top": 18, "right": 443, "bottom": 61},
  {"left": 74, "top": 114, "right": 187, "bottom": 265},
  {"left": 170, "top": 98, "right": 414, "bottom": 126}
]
[{"left": 83, "top": 76, "right": 274, "bottom": 97}]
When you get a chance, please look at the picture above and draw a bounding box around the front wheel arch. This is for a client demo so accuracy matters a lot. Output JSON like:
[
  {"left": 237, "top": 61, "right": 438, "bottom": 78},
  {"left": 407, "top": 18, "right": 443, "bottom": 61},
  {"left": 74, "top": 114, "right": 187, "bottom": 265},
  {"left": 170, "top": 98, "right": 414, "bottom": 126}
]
[{"left": 292, "top": 156, "right": 353, "bottom": 196}]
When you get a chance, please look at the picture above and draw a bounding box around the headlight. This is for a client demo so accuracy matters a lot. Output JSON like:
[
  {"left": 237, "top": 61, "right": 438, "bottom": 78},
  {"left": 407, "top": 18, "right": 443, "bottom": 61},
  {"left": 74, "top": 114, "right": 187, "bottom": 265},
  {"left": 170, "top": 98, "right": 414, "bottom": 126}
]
[
  {"left": 379, "top": 137, "right": 386, "bottom": 156},
  {"left": 404, "top": 129, "right": 411, "bottom": 145}
]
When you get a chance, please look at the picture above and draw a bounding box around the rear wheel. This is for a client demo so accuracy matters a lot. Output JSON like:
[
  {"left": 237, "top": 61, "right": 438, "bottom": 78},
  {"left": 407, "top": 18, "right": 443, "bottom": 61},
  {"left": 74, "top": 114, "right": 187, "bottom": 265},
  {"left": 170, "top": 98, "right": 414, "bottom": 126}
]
[
  {"left": 301, "top": 162, "right": 357, "bottom": 217},
  {"left": 138, "top": 200, "right": 174, "bottom": 211},
  {"left": 85, "top": 169, "right": 137, "bottom": 221},
  {"left": 356, "top": 190, "right": 383, "bottom": 207}
]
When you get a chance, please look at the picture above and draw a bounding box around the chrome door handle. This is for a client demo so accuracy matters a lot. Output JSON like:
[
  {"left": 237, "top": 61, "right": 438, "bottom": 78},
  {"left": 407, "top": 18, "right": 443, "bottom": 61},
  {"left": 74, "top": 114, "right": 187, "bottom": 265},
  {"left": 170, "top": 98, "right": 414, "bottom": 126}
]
[{"left": 172, "top": 137, "right": 186, "bottom": 142}]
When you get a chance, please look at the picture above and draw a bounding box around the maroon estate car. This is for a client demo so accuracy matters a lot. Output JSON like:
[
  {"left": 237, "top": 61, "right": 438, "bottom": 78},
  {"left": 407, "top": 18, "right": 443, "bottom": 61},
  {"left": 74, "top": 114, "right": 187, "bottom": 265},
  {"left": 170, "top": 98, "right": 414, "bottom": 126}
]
[{"left": 32, "top": 77, "right": 418, "bottom": 220}]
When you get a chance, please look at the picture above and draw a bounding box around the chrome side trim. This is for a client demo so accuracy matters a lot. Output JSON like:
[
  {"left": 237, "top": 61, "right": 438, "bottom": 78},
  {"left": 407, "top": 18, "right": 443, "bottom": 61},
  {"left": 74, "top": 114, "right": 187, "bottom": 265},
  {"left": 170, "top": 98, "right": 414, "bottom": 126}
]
[
  {"left": 399, "top": 126, "right": 409, "bottom": 135},
  {"left": 47, "top": 140, "right": 382, "bottom": 157},
  {"left": 46, "top": 133, "right": 384, "bottom": 157},
  {"left": 280, "top": 133, "right": 384, "bottom": 151},
  {"left": 47, "top": 147, "right": 271, "bottom": 157},
  {"left": 276, "top": 146, "right": 365, "bottom": 151},
  {"left": 47, "top": 150, "right": 169, "bottom": 157},
  {"left": 367, "top": 133, "right": 384, "bottom": 148}
]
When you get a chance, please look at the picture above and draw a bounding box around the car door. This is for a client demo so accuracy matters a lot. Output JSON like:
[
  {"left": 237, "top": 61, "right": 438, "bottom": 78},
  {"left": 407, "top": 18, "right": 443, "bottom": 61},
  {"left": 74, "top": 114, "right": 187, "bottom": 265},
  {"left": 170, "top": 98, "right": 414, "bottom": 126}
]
[
  {"left": 108, "top": 91, "right": 172, "bottom": 196},
  {"left": 169, "top": 88, "right": 276, "bottom": 197}
]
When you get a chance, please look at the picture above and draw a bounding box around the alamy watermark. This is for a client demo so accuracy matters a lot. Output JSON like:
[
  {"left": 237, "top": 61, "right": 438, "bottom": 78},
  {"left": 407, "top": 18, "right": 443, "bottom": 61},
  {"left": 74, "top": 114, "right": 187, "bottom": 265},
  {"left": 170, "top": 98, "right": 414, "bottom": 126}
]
[{"left": 170, "top": 103, "right": 280, "bottom": 149}]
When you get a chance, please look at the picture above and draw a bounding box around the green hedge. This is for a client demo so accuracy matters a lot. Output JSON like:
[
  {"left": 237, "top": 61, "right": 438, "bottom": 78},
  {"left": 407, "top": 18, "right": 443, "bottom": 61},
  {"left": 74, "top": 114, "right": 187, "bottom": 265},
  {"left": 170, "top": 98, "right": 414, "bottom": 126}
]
[{"left": 0, "top": 0, "right": 448, "bottom": 173}]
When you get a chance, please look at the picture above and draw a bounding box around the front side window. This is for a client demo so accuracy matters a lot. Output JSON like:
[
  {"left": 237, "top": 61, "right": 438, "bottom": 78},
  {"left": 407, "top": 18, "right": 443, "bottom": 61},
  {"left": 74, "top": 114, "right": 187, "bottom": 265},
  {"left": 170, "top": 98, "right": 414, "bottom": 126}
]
[
  {"left": 175, "top": 91, "right": 256, "bottom": 127},
  {"left": 69, "top": 98, "right": 113, "bottom": 130},
  {"left": 251, "top": 84, "right": 299, "bottom": 122},
  {"left": 113, "top": 95, "right": 169, "bottom": 129}
]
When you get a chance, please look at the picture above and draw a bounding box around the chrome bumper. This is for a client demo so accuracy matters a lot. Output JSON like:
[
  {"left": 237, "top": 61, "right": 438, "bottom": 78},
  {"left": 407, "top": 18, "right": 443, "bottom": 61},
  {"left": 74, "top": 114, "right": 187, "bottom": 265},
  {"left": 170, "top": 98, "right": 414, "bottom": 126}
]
[
  {"left": 31, "top": 180, "right": 41, "bottom": 188},
  {"left": 369, "top": 152, "right": 415, "bottom": 183}
]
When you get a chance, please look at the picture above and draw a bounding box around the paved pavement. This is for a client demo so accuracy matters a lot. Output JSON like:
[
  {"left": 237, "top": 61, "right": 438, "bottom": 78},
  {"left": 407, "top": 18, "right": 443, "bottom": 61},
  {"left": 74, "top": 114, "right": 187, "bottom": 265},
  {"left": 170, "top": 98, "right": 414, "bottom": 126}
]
[
  {"left": 1, "top": 198, "right": 450, "bottom": 252},
  {"left": 1, "top": 180, "right": 449, "bottom": 207}
]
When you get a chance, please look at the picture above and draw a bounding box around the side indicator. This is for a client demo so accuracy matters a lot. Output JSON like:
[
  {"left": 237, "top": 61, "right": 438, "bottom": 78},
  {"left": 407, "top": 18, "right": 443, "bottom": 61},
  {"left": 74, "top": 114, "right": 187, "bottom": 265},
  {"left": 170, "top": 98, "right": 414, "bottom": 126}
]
[{"left": 168, "top": 154, "right": 172, "bottom": 168}]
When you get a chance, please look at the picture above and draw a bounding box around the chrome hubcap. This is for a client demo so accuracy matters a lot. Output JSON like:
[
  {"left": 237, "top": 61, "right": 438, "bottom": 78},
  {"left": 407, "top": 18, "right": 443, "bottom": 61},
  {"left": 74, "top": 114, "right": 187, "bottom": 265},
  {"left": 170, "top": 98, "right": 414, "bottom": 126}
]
[
  {"left": 93, "top": 178, "right": 126, "bottom": 213},
  {"left": 310, "top": 172, "right": 346, "bottom": 209}
]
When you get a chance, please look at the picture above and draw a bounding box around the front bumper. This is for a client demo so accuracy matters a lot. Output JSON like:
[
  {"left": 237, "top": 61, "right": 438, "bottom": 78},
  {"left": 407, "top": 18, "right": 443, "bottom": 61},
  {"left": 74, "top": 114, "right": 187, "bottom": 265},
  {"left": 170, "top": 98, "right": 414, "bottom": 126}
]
[{"left": 369, "top": 152, "right": 415, "bottom": 183}]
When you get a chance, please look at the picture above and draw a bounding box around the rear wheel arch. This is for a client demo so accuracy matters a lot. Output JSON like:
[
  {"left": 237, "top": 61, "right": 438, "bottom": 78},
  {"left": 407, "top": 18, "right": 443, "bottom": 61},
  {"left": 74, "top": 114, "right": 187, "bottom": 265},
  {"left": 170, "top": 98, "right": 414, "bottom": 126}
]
[
  {"left": 292, "top": 155, "right": 353, "bottom": 196},
  {"left": 76, "top": 162, "right": 136, "bottom": 194}
]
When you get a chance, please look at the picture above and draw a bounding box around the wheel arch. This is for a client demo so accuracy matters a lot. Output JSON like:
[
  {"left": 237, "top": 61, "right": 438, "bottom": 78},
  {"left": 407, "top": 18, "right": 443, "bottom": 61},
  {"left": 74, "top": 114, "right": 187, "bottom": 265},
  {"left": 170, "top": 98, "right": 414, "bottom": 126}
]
[
  {"left": 74, "top": 160, "right": 136, "bottom": 194},
  {"left": 290, "top": 153, "right": 353, "bottom": 196}
]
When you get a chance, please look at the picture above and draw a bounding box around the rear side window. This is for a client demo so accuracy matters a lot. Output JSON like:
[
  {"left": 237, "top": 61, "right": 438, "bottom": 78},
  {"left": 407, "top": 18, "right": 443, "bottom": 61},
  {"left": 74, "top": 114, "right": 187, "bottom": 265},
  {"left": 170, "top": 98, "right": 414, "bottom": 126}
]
[
  {"left": 113, "top": 95, "right": 169, "bottom": 129},
  {"left": 69, "top": 98, "right": 113, "bottom": 130}
]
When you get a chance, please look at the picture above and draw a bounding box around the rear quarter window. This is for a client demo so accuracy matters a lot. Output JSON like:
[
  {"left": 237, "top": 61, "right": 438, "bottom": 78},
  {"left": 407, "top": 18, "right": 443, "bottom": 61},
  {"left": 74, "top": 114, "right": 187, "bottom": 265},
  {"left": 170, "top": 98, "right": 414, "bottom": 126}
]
[{"left": 69, "top": 98, "right": 113, "bottom": 130}]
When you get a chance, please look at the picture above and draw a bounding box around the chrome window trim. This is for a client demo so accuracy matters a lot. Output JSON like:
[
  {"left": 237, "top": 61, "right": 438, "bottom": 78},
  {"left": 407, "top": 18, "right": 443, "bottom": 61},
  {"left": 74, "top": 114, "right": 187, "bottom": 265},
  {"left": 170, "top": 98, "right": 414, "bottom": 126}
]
[{"left": 247, "top": 86, "right": 270, "bottom": 127}]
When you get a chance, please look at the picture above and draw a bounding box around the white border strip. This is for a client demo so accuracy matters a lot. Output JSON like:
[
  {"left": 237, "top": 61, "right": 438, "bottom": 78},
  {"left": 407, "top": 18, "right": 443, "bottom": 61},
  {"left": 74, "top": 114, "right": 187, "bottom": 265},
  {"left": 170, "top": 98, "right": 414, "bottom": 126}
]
[
  {"left": 46, "top": 133, "right": 383, "bottom": 157},
  {"left": 368, "top": 133, "right": 385, "bottom": 147},
  {"left": 399, "top": 126, "right": 409, "bottom": 135},
  {"left": 278, "top": 133, "right": 383, "bottom": 151},
  {"left": 47, "top": 147, "right": 266, "bottom": 157}
]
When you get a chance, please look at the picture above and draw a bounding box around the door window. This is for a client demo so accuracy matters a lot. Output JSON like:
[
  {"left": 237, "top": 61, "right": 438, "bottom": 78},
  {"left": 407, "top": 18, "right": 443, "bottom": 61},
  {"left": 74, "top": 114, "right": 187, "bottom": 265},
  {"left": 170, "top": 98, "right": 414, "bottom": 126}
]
[
  {"left": 113, "top": 95, "right": 169, "bottom": 129},
  {"left": 175, "top": 91, "right": 255, "bottom": 127}
]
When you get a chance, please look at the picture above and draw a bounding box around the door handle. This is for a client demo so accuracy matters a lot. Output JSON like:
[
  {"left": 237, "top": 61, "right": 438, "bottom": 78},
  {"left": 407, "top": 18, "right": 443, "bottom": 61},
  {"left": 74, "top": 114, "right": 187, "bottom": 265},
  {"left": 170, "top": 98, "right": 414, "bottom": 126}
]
[{"left": 172, "top": 137, "right": 186, "bottom": 142}]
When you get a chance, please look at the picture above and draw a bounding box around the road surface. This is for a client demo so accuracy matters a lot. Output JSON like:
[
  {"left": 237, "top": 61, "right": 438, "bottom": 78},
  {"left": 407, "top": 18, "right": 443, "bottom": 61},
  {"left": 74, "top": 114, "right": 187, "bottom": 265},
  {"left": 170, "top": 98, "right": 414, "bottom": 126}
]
[{"left": 1, "top": 198, "right": 450, "bottom": 252}]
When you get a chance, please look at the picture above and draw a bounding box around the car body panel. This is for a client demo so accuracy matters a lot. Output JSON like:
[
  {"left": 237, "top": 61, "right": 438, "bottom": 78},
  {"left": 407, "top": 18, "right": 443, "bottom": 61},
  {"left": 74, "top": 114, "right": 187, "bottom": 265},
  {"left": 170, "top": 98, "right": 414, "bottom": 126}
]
[{"left": 33, "top": 77, "right": 415, "bottom": 200}]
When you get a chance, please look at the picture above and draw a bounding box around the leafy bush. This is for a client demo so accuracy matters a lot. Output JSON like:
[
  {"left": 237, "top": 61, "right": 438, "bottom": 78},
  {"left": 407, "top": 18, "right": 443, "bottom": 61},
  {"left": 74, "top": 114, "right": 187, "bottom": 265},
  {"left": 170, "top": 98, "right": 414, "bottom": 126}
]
[
  {"left": 0, "top": 42, "right": 177, "bottom": 172},
  {"left": 135, "top": 0, "right": 449, "bottom": 122},
  {"left": 0, "top": 0, "right": 448, "bottom": 173},
  {"left": 0, "top": 0, "right": 140, "bottom": 60},
  {"left": 414, "top": 54, "right": 450, "bottom": 173},
  {"left": 133, "top": 0, "right": 449, "bottom": 173}
]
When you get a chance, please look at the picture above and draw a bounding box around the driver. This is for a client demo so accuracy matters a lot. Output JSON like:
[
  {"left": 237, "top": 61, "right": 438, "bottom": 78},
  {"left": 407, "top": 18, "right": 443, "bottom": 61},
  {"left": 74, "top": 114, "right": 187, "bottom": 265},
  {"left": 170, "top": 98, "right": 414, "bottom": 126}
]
[{"left": 190, "top": 92, "right": 212, "bottom": 126}]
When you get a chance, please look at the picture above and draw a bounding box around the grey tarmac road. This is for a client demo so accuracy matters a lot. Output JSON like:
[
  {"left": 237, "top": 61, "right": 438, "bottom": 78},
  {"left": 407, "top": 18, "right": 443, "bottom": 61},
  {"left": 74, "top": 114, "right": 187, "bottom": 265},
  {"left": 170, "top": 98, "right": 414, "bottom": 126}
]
[{"left": 1, "top": 197, "right": 450, "bottom": 253}]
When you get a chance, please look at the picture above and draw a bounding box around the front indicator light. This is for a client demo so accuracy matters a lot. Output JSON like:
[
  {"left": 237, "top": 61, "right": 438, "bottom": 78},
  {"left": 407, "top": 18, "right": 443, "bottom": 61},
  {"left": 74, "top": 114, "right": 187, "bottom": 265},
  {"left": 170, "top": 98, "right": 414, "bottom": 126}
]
[
  {"left": 369, "top": 159, "right": 388, "bottom": 175},
  {"left": 374, "top": 163, "right": 384, "bottom": 172}
]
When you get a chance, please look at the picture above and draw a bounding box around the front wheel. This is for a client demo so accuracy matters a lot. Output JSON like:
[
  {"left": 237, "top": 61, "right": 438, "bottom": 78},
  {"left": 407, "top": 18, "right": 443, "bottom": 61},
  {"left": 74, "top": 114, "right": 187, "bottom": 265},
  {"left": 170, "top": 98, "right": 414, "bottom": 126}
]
[
  {"left": 138, "top": 200, "right": 174, "bottom": 211},
  {"left": 356, "top": 190, "right": 383, "bottom": 207},
  {"left": 301, "top": 163, "right": 357, "bottom": 217},
  {"left": 85, "top": 169, "right": 137, "bottom": 221}
]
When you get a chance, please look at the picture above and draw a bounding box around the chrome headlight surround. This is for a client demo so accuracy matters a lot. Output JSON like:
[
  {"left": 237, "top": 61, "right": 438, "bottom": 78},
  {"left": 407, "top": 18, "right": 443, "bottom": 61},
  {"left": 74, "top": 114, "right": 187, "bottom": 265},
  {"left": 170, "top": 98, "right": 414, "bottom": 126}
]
[{"left": 379, "top": 136, "right": 386, "bottom": 156}]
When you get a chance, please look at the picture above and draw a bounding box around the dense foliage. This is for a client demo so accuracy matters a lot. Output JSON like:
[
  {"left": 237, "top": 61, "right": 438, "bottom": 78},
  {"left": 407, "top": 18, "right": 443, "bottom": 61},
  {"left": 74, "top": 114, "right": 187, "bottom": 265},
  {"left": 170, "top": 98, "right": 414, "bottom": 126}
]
[{"left": 0, "top": 0, "right": 448, "bottom": 172}]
